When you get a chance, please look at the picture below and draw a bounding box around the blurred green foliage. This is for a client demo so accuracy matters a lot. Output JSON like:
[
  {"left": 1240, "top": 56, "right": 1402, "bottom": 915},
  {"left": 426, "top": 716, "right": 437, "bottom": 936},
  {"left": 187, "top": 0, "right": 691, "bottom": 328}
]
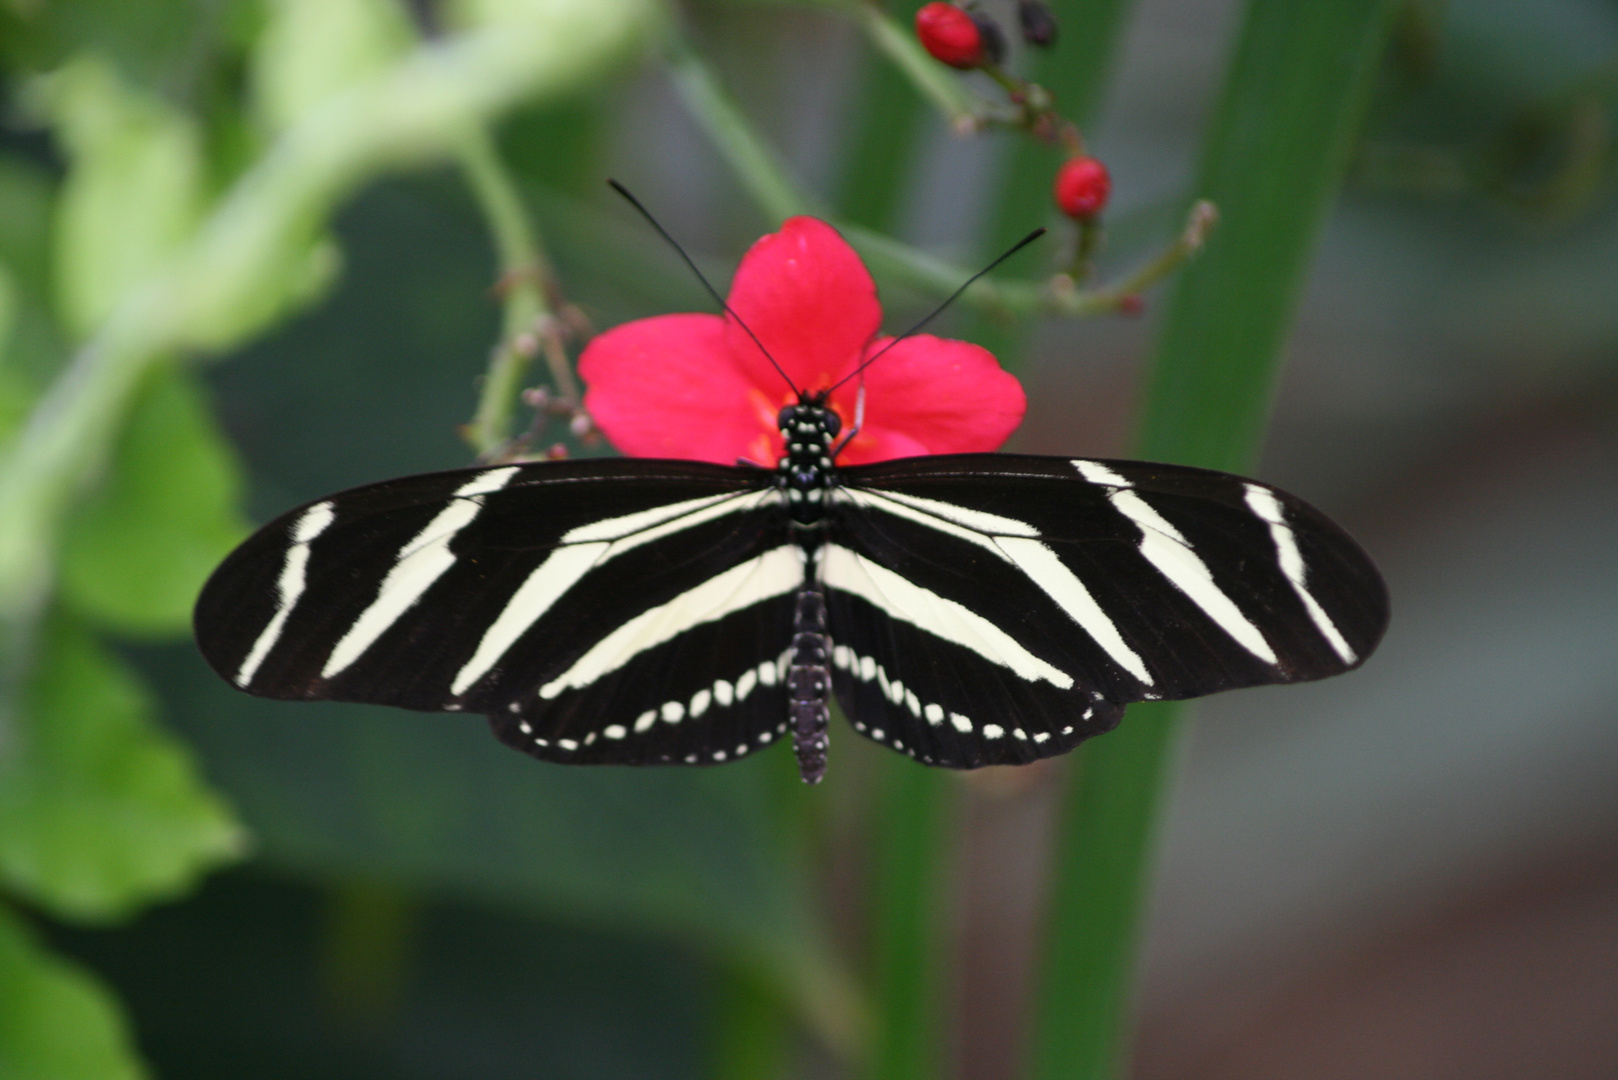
[
  {"left": 1, "top": 615, "right": 243, "bottom": 921},
  {"left": 0, "top": 904, "right": 144, "bottom": 1080},
  {"left": 59, "top": 368, "right": 250, "bottom": 637},
  {"left": 0, "top": 0, "right": 655, "bottom": 1075}
]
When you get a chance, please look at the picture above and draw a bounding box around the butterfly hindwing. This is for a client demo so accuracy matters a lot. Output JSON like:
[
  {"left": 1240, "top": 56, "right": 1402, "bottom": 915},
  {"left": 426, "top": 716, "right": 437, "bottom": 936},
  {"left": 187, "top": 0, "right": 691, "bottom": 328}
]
[
  {"left": 822, "top": 577, "right": 1124, "bottom": 768},
  {"left": 489, "top": 541, "right": 804, "bottom": 767}
]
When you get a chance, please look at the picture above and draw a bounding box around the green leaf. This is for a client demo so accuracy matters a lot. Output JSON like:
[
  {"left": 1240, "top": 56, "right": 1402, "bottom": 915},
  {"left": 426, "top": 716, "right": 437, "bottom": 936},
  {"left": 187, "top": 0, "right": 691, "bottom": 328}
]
[
  {"left": 0, "top": 903, "right": 147, "bottom": 1080},
  {"left": 250, "top": 0, "right": 415, "bottom": 133},
  {"left": 58, "top": 366, "right": 250, "bottom": 638},
  {"left": 0, "top": 613, "right": 246, "bottom": 922},
  {"left": 1139, "top": 1, "right": 1402, "bottom": 473},
  {"left": 0, "top": 3, "right": 652, "bottom": 630},
  {"left": 37, "top": 56, "right": 205, "bottom": 340}
]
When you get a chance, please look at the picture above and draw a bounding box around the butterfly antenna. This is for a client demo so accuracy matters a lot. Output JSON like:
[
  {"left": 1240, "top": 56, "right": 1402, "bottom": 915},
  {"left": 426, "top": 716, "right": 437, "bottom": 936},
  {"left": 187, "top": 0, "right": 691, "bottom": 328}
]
[
  {"left": 607, "top": 180, "right": 797, "bottom": 395},
  {"left": 829, "top": 227, "right": 1046, "bottom": 395}
]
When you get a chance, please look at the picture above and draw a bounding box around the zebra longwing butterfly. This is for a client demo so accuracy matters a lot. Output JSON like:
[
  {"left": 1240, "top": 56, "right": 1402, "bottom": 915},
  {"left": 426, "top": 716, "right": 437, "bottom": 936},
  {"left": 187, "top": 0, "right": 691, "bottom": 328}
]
[
  {"left": 194, "top": 439, "right": 1386, "bottom": 784},
  {"left": 193, "top": 205, "right": 1388, "bottom": 784}
]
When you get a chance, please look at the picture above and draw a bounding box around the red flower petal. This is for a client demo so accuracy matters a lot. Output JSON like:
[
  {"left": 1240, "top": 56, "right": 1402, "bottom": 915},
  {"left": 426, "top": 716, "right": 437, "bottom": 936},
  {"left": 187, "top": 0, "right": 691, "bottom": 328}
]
[
  {"left": 827, "top": 335, "right": 1026, "bottom": 464},
  {"left": 722, "top": 217, "right": 881, "bottom": 393},
  {"left": 579, "top": 314, "right": 773, "bottom": 464}
]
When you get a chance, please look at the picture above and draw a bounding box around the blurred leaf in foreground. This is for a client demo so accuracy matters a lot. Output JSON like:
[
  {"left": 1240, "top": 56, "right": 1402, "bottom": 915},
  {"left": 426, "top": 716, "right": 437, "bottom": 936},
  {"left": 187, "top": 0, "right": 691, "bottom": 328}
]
[
  {"left": 0, "top": 614, "right": 246, "bottom": 922},
  {"left": 251, "top": 0, "right": 414, "bottom": 133},
  {"left": 0, "top": 903, "right": 146, "bottom": 1080},
  {"left": 58, "top": 366, "right": 250, "bottom": 638},
  {"left": 36, "top": 55, "right": 205, "bottom": 339}
]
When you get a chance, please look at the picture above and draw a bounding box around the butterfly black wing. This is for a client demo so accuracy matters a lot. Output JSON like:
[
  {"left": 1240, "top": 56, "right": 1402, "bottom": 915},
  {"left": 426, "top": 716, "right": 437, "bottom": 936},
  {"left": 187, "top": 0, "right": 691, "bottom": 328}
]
[
  {"left": 193, "top": 458, "right": 802, "bottom": 767},
  {"left": 823, "top": 454, "right": 1389, "bottom": 768}
]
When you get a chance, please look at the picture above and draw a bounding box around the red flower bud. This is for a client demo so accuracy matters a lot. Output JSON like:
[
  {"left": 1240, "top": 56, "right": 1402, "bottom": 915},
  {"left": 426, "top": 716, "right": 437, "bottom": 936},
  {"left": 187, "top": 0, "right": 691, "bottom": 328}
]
[
  {"left": 1053, "top": 156, "right": 1111, "bottom": 219},
  {"left": 916, "top": 2, "right": 985, "bottom": 69}
]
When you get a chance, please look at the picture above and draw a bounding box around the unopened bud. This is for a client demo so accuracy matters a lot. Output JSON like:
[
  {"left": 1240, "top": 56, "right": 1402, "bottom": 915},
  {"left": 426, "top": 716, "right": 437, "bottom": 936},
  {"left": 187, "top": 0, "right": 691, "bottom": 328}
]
[{"left": 1017, "top": 0, "right": 1058, "bottom": 46}]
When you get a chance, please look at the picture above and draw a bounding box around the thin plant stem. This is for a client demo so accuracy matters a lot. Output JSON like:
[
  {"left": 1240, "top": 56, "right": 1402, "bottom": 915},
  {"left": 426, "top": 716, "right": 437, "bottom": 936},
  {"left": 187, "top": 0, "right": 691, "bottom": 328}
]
[
  {"left": 666, "top": 30, "right": 1207, "bottom": 321},
  {"left": 863, "top": 762, "right": 953, "bottom": 1080},
  {"left": 664, "top": 31, "right": 818, "bottom": 224},
  {"left": 968, "top": 0, "right": 1138, "bottom": 364},
  {"left": 1045, "top": 200, "right": 1219, "bottom": 315},
  {"left": 849, "top": 1, "right": 981, "bottom": 130},
  {"left": 454, "top": 127, "right": 583, "bottom": 460},
  {"left": 457, "top": 129, "right": 551, "bottom": 457}
]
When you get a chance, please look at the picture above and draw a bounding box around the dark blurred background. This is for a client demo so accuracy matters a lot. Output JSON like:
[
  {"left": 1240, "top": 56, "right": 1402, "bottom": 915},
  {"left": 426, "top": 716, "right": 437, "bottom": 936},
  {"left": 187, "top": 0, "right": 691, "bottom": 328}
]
[{"left": 5, "top": 0, "right": 1615, "bottom": 1077}]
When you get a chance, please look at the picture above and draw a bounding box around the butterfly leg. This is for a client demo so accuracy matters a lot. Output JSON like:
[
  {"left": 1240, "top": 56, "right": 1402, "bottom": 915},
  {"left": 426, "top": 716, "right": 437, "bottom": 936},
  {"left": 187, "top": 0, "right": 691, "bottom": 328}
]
[{"left": 787, "top": 583, "right": 831, "bottom": 783}]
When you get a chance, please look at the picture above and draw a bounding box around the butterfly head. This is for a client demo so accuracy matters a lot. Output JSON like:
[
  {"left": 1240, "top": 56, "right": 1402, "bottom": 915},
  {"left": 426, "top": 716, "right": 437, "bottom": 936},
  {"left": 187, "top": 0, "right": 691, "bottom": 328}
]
[
  {"left": 775, "top": 394, "right": 842, "bottom": 517},
  {"left": 777, "top": 394, "right": 842, "bottom": 458}
]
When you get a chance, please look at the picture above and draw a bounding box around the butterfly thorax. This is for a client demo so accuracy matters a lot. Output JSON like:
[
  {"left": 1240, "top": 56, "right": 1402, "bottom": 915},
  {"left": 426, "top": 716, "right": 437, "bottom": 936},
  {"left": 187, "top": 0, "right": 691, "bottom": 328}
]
[{"left": 774, "top": 396, "right": 841, "bottom": 529}]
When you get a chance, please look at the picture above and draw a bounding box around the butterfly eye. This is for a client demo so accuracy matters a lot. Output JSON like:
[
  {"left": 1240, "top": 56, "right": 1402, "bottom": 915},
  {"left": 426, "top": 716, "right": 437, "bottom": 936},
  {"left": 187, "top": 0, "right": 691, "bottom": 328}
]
[
  {"left": 823, "top": 412, "right": 842, "bottom": 437},
  {"left": 777, "top": 406, "right": 796, "bottom": 429}
]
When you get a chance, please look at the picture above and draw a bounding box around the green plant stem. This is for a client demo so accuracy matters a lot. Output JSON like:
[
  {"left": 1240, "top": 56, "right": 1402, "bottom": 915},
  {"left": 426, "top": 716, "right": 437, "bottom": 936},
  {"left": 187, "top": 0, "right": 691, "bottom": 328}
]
[
  {"left": 1029, "top": 4, "right": 1398, "bottom": 1079},
  {"left": 455, "top": 127, "right": 575, "bottom": 459},
  {"left": 664, "top": 32, "right": 818, "bottom": 224},
  {"left": 667, "top": 33, "right": 1206, "bottom": 321},
  {"left": 835, "top": 11, "right": 928, "bottom": 231},
  {"left": 850, "top": 210, "right": 1217, "bottom": 1080},
  {"left": 710, "top": 959, "right": 792, "bottom": 1080},
  {"left": 969, "top": 0, "right": 1137, "bottom": 363},
  {"left": 1032, "top": 702, "right": 1183, "bottom": 1079},
  {"left": 983, "top": 0, "right": 1134, "bottom": 252},
  {"left": 1049, "top": 200, "right": 1218, "bottom": 312},
  {"left": 864, "top": 762, "right": 952, "bottom": 1080},
  {"left": 320, "top": 879, "right": 420, "bottom": 1034}
]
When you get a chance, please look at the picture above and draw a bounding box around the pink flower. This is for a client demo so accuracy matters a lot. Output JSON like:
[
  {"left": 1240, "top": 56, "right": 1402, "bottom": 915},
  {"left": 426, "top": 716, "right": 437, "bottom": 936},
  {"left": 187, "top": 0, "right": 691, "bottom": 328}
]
[{"left": 578, "top": 217, "right": 1026, "bottom": 466}]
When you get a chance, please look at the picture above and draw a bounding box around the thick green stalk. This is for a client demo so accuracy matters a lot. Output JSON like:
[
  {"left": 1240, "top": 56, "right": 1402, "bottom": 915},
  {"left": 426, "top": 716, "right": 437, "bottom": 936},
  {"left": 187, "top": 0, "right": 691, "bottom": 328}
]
[
  {"left": 710, "top": 960, "right": 792, "bottom": 1080},
  {"left": 864, "top": 762, "right": 953, "bottom": 1080},
  {"left": 1029, "top": 4, "right": 1397, "bottom": 1080},
  {"left": 822, "top": 12, "right": 959, "bottom": 1079},
  {"left": 851, "top": 8, "right": 1134, "bottom": 1076}
]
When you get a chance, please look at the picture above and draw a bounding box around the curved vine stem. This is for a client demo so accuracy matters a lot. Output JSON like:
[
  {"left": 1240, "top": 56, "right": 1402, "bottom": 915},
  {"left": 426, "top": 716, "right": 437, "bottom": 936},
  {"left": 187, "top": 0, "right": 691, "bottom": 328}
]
[{"left": 454, "top": 128, "right": 583, "bottom": 461}]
